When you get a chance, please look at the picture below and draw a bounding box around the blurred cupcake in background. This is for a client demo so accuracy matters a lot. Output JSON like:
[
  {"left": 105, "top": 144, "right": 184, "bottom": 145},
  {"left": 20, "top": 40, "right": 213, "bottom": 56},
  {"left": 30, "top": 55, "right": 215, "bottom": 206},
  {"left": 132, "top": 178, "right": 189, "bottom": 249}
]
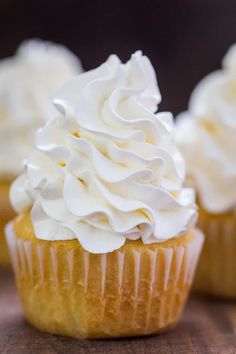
[
  {"left": 0, "top": 39, "right": 82, "bottom": 267},
  {"left": 176, "top": 44, "right": 236, "bottom": 298},
  {"left": 6, "top": 52, "right": 203, "bottom": 339}
]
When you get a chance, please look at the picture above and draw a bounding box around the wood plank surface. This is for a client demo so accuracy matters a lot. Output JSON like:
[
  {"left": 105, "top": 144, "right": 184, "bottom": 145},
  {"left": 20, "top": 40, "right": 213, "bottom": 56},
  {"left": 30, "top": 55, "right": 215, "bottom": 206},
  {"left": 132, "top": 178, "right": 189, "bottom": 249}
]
[{"left": 0, "top": 271, "right": 235, "bottom": 354}]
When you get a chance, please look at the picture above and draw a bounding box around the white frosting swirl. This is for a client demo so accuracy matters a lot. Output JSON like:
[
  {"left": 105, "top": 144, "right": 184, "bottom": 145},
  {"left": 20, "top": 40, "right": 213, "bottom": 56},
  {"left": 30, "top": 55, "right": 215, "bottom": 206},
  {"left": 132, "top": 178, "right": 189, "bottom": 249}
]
[
  {"left": 176, "top": 44, "right": 236, "bottom": 213},
  {"left": 11, "top": 51, "right": 197, "bottom": 253},
  {"left": 0, "top": 39, "right": 82, "bottom": 178}
]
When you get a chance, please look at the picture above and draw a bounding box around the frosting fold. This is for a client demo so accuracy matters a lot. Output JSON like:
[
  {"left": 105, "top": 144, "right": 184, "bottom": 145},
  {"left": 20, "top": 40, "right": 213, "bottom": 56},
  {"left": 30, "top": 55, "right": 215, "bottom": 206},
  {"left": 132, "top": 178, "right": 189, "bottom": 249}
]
[
  {"left": 176, "top": 45, "right": 236, "bottom": 213},
  {"left": 11, "top": 51, "right": 196, "bottom": 253},
  {"left": 0, "top": 39, "right": 82, "bottom": 178}
]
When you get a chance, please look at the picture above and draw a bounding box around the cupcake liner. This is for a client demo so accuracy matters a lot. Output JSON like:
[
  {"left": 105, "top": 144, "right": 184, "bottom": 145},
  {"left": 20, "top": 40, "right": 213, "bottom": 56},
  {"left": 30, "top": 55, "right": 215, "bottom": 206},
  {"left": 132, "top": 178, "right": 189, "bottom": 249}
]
[
  {"left": 0, "top": 180, "right": 15, "bottom": 267},
  {"left": 194, "top": 209, "right": 236, "bottom": 298},
  {"left": 6, "top": 223, "right": 203, "bottom": 339},
  {"left": 0, "top": 229, "right": 11, "bottom": 267}
]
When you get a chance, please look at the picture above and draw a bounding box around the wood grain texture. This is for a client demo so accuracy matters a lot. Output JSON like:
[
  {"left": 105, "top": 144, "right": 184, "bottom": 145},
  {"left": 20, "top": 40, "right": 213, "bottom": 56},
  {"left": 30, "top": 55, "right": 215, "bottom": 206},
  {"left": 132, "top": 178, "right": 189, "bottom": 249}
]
[{"left": 0, "top": 271, "right": 236, "bottom": 354}]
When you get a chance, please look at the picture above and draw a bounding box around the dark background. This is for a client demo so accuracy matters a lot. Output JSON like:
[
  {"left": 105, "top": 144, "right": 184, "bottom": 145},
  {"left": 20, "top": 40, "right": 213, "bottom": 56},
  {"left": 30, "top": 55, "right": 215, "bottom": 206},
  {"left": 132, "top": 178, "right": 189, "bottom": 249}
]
[{"left": 0, "top": 0, "right": 236, "bottom": 115}]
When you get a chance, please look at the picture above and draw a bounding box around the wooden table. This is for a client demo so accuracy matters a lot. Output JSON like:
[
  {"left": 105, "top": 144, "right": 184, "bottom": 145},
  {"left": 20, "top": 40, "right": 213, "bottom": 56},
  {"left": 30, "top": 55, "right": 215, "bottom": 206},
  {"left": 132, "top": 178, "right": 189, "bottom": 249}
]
[{"left": 0, "top": 271, "right": 235, "bottom": 354}]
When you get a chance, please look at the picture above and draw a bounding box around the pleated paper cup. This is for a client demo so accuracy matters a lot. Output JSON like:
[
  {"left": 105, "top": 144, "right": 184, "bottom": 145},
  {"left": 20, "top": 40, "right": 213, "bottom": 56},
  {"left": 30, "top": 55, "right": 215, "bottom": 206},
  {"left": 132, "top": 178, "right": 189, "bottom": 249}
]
[
  {"left": 0, "top": 230, "right": 10, "bottom": 267},
  {"left": 0, "top": 180, "right": 15, "bottom": 267},
  {"left": 194, "top": 207, "right": 236, "bottom": 299},
  {"left": 6, "top": 217, "right": 203, "bottom": 339}
]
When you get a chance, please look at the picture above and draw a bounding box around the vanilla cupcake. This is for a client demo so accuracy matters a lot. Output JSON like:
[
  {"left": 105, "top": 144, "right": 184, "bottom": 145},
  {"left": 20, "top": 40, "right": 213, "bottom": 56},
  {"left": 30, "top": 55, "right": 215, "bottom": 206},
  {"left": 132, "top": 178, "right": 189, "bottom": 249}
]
[
  {"left": 176, "top": 45, "right": 236, "bottom": 298},
  {"left": 6, "top": 52, "right": 203, "bottom": 339},
  {"left": 0, "top": 39, "right": 82, "bottom": 266}
]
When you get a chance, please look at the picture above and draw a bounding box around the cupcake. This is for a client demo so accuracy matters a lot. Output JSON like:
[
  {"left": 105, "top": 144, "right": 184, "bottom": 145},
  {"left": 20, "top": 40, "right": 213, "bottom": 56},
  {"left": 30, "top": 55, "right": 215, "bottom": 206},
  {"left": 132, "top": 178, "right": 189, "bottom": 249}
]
[
  {"left": 176, "top": 45, "right": 236, "bottom": 298},
  {"left": 6, "top": 51, "right": 203, "bottom": 339},
  {"left": 0, "top": 39, "right": 82, "bottom": 267}
]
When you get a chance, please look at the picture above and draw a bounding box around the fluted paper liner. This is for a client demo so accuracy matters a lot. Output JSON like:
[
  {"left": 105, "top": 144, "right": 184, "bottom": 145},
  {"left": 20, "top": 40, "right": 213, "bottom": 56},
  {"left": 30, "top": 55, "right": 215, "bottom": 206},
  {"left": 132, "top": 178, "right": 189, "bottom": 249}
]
[
  {"left": 0, "top": 180, "right": 15, "bottom": 267},
  {"left": 6, "top": 223, "right": 203, "bottom": 339},
  {"left": 0, "top": 230, "right": 11, "bottom": 267},
  {"left": 194, "top": 208, "right": 236, "bottom": 298}
]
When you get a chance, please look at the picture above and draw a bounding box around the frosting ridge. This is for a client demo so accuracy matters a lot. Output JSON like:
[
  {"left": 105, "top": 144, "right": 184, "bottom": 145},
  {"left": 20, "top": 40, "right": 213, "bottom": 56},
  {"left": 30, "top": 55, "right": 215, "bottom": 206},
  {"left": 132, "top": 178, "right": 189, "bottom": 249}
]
[
  {"left": 0, "top": 39, "right": 82, "bottom": 178},
  {"left": 11, "top": 51, "right": 197, "bottom": 253},
  {"left": 176, "top": 45, "right": 236, "bottom": 213}
]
